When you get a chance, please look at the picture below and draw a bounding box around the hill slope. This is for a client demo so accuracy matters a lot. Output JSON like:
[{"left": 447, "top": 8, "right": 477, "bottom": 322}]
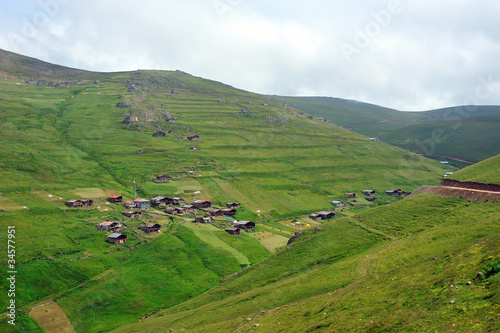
[
  {"left": 112, "top": 193, "right": 500, "bottom": 332},
  {"left": 446, "top": 154, "right": 500, "bottom": 185},
  {"left": 273, "top": 96, "right": 500, "bottom": 164},
  {"left": 0, "top": 50, "right": 454, "bottom": 332}
]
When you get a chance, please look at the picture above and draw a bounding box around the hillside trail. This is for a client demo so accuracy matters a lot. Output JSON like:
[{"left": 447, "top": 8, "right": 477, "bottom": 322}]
[{"left": 441, "top": 186, "right": 500, "bottom": 194}]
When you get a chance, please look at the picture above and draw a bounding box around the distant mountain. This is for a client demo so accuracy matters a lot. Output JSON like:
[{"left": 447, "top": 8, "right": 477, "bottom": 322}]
[{"left": 272, "top": 96, "right": 500, "bottom": 164}]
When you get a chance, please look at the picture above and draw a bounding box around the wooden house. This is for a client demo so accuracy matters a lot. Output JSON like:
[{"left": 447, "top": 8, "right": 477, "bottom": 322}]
[
  {"left": 65, "top": 199, "right": 83, "bottom": 207},
  {"left": 365, "top": 196, "right": 376, "bottom": 202},
  {"left": 180, "top": 205, "right": 196, "bottom": 214},
  {"left": 362, "top": 190, "right": 375, "bottom": 196},
  {"left": 309, "top": 213, "right": 319, "bottom": 220},
  {"left": 172, "top": 197, "right": 184, "bottom": 205},
  {"left": 165, "top": 207, "right": 181, "bottom": 215},
  {"left": 156, "top": 174, "right": 172, "bottom": 181},
  {"left": 317, "top": 211, "right": 335, "bottom": 220},
  {"left": 330, "top": 200, "right": 344, "bottom": 207},
  {"left": 107, "top": 195, "right": 123, "bottom": 203},
  {"left": 188, "top": 134, "right": 200, "bottom": 141},
  {"left": 124, "top": 201, "right": 136, "bottom": 209},
  {"left": 96, "top": 221, "right": 122, "bottom": 232},
  {"left": 345, "top": 193, "right": 356, "bottom": 198},
  {"left": 385, "top": 189, "right": 409, "bottom": 196},
  {"left": 233, "top": 220, "right": 255, "bottom": 230},
  {"left": 133, "top": 198, "right": 150, "bottom": 209},
  {"left": 107, "top": 233, "right": 127, "bottom": 244},
  {"left": 225, "top": 227, "right": 240, "bottom": 235},
  {"left": 193, "top": 200, "right": 211, "bottom": 209},
  {"left": 139, "top": 222, "right": 161, "bottom": 234},
  {"left": 210, "top": 209, "right": 224, "bottom": 217},
  {"left": 194, "top": 216, "right": 211, "bottom": 223},
  {"left": 369, "top": 137, "right": 379, "bottom": 141},
  {"left": 225, "top": 202, "right": 241, "bottom": 208},
  {"left": 151, "top": 196, "right": 172, "bottom": 207},
  {"left": 122, "top": 210, "right": 142, "bottom": 218},
  {"left": 65, "top": 199, "right": 93, "bottom": 207},
  {"left": 222, "top": 208, "right": 237, "bottom": 216}
]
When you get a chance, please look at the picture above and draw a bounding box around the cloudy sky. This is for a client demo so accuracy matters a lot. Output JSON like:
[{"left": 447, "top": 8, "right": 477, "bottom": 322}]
[{"left": 0, "top": 0, "right": 499, "bottom": 110}]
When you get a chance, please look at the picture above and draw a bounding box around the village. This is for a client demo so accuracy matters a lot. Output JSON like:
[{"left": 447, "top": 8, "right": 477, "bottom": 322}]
[{"left": 64, "top": 181, "right": 412, "bottom": 246}]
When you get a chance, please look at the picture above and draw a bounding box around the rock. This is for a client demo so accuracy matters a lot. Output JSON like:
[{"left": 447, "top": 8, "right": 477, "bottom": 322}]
[
  {"left": 287, "top": 231, "right": 302, "bottom": 246},
  {"left": 116, "top": 102, "right": 131, "bottom": 108},
  {"left": 432, "top": 257, "right": 438, "bottom": 260},
  {"left": 254, "top": 324, "right": 259, "bottom": 327},
  {"left": 450, "top": 299, "right": 455, "bottom": 304},
  {"left": 477, "top": 271, "right": 484, "bottom": 278},
  {"left": 466, "top": 281, "right": 472, "bottom": 285},
  {"left": 314, "top": 227, "right": 321, "bottom": 233}
]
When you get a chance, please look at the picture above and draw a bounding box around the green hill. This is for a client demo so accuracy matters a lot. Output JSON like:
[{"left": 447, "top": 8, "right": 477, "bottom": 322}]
[
  {"left": 0, "top": 49, "right": 473, "bottom": 332},
  {"left": 379, "top": 115, "right": 500, "bottom": 163},
  {"left": 112, "top": 193, "right": 500, "bottom": 332},
  {"left": 273, "top": 96, "right": 500, "bottom": 164},
  {"left": 446, "top": 154, "right": 500, "bottom": 185}
]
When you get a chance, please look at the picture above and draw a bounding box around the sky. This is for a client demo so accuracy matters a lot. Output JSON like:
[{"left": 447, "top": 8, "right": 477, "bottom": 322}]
[{"left": 0, "top": 0, "right": 499, "bottom": 111}]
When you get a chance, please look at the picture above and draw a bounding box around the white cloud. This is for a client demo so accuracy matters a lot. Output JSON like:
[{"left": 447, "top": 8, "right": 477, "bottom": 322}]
[{"left": 0, "top": 0, "right": 499, "bottom": 110}]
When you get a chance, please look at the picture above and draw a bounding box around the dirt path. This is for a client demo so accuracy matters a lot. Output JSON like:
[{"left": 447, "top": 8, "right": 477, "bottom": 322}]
[{"left": 411, "top": 185, "right": 500, "bottom": 201}]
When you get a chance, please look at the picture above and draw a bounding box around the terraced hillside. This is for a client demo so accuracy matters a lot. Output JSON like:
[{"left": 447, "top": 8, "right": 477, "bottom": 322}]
[{"left": 0, "top": 50, "right": 454, "bottom": 332}]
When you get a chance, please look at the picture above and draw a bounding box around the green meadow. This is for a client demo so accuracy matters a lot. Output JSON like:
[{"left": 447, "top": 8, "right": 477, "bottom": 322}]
[{"left": 0, "top": 50, "right": 497, "bottom": 332}]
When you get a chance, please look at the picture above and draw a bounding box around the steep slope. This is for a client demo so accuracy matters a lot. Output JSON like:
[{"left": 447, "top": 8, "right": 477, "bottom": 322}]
[
  {"left": 112, "top": 193, "right": 500, "bottom": 333},
  {"left": 273, "top": 96, "right": 500, "bottom": 164}
]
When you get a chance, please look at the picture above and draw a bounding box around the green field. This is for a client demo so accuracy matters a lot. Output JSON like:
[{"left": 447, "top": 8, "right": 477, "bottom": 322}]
[
  {"left": 0, "top": 49, "right": 497, "bottom": 333},
  {"left": 112, "top": 194, "right": 500, "bottom": 333}
]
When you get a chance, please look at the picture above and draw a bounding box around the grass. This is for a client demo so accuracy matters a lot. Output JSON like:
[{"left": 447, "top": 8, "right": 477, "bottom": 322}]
[
  {"left": 0, "top": 51, "right": 484, "bottom": 332},
  {"left": 447, "top": 154, "right": 500, "bottom": 185},
  {"left": 112, "top": 194, "right": 500, "bottom": 332},
  {"left": 273, "top": 96, "right": 500, "bottom": 164}
]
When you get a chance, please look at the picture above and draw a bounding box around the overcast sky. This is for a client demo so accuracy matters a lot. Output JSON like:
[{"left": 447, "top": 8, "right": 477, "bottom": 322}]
[{"left": 0, "top": 0, "right": 499, "bottom": 110}]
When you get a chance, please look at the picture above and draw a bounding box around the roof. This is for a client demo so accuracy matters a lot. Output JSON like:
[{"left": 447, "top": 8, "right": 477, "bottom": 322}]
[
  {"left": 194, "top": 200, "right": 206, "bottom": 203},
  {"left": 97, "top": 221, "right": 114, "bottom": 226},
  {"left": 108, "top": 233, "right": 124, "bottom": 238},
  {"left": 133, "top": 198, "right": 149, "bottom": 202},
  {"left": 345, "top": 193, "right": 355, "bottom": 195},
  {"left": 108, "top": 195, "right": 121, "bottom": 198},
  {"left": 151, "top": 196, "right": 166, "bottom": 201},
  {"left": 125, "top": 201, "right": 134, "bottom": 204},
  {"left": 225, "top": 227, "right": 238, "bottom": 231}
]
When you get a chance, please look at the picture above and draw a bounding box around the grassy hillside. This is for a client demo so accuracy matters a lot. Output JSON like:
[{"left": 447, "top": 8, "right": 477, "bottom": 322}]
[
  {"left": 273, "top": 96, "right": 500, "bottom": 164},
  {"left": 447, "top": 154, "right": 500, "bottom": 185},
  {"left": 379, "top": 116, "right": 500, "bottom": 163},
  {"left": 112, "top": 194, "right": 500, "bottom": 333},
  {"left": 0, "top": 50, "right": 456, "bottom": 332}
]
